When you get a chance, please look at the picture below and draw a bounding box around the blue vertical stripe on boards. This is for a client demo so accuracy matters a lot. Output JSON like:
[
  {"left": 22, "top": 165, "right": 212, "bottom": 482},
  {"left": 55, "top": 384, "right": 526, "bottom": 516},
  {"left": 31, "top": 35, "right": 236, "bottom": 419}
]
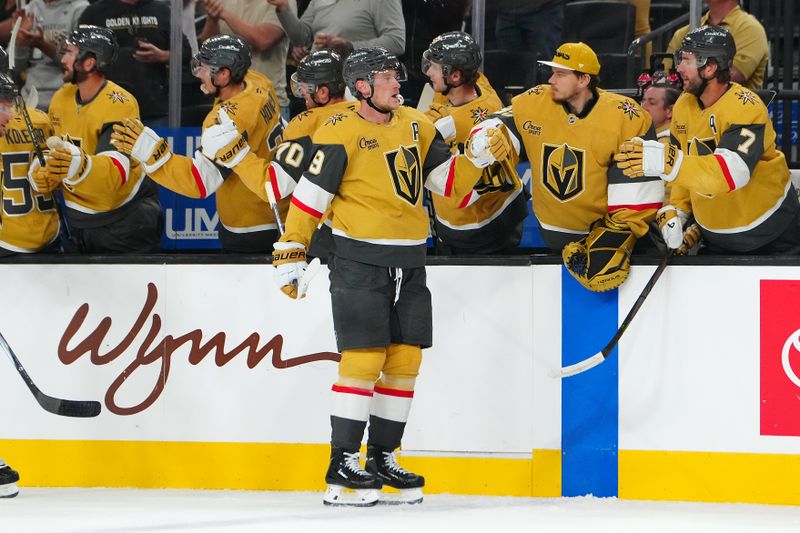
[{"left": 561, "top": 268, "right": 619, "bottom": 497}]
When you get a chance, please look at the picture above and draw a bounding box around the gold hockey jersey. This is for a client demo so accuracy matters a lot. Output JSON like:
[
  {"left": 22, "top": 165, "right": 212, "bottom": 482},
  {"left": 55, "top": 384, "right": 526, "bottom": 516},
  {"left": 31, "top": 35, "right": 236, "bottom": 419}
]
[
  {"left": 48, "top": 80, "right": 146, "bottom": 224},
  {"left": 0, "top": 108, "right": 59, "bottom": 253},
  {"left": 146, "top": 69, "right": 286, "bottom": 234},
  {"left": 496, "top": 85, "right": 661, "bottom": 250},
  {"left": 669, "top": 83, "right": 796, "bottom": 252},
  {"left": 432, "top": 72, "right": 498, "bottom": 106},
  {"left": 283, "top": 106, "right": 484, "bottom": 267},
  {"left": 233, "top": 99, "right": 359, "bottom": 203},
  {"left": 426, "top": 84, "right": 528, "bottom": 250}
]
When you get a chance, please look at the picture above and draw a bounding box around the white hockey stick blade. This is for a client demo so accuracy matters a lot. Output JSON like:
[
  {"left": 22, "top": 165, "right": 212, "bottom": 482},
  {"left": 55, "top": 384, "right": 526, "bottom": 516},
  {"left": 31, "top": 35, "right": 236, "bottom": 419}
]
[
  {"left": 558, "top": 353, "right": 606, "bottom": 378},
  {"left": 296, "top": 257, "right": 321, "bottom": 299},
  {"left": 8, "top": 17, "right": 21, "bottom": 71},
  {"left": 22, "top": 85, "right": 38, "bottom": 110},
  {"left": 416, "top": 83, "right": 434, "bottom": 111}
]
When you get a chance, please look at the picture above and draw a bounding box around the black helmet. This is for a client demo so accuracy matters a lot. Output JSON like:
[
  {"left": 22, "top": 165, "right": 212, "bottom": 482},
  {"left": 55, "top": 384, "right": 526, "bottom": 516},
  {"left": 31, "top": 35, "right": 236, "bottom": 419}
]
[
  {"left": 192, "top": 35, "right": 251, "bottom": 83},
  {"left": 0, "top": 71, "right": 18, "bottom": 101},
  {"left": 676, "top": 25, "right": 736, "bottom": 71},
  {"left": 291, "top": 49, "right": 345, "bottom": 98},
  {"left": 65, "top": 25, "right": 118, "bottom": 72},
  {"left": 343, "top": 47, "right": 407, "bottom": 97},
  {"left": 422, "top": 31, "right": 482, "bottom": 79}
]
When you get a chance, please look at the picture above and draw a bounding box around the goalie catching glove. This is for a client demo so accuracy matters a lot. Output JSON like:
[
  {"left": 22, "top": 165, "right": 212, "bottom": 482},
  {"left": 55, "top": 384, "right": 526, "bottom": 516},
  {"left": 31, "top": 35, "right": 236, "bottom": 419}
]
[
  {"left": 614, "top": 137, "right": 683, "bottom": 181},
  {"left": 200, "top": 109, "right": 250, "bottom": 169},
  {"left": 272, "top": 241, "right": 308, "bottom": 299},
  {"left": 465, "top": 118, "right": 511, "bottom": 168},
  {"left": 27, "top": 137, "right": 91, "bottom": 193},
  {"left": 111, "top": 118, "right": 172, "bottom": 174},
  {"left": 563, "top": 217, "right": 636, "bottom": 292}
]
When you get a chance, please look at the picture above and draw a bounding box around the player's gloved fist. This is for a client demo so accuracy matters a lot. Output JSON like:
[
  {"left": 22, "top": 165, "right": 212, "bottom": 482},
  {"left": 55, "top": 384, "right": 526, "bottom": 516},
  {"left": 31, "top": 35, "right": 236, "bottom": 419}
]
[
  {"left": 562, "top": 217, "right": 636, "bottom": 292},
  {"left": 111, "top": 118, "right": 172, "bottom": 174},
  {"left": 473, "top": 165, "right": 514, "bottom": 194},
  {"left": 615, "top": 137, "right": 683, "bottom": 181},
  {"left": 27, "top": 156, "right": 59, "bottom": 193},
  {"left": 676, "top": 223, "right": 701, "bottom": 255},
  {"left": 425, "top": 103, "right": 456, "bottom": 143},
  {"left": 201, "top": 108, "right": 250, "bottom": 169},
  {"left": 656, "top": 204, "right": 689, "bottom": 249},
  {"left": 466, "top": 118, "right": 507, "bottom": 168},
  {"left": 425, "top": 102, "right": 450, "bottom": 122},
  {"left": 42, "top": 137, "right": 91, "bottom": 185},
  {"left": 272, "top": 241, "right": 308, "bottom": 299}
]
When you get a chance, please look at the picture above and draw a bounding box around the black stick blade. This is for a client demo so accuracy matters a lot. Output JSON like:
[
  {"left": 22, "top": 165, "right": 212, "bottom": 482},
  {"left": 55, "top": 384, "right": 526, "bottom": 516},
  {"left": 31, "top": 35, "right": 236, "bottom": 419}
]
[{"left": 35, "top": 391, "right": 101, "bottom": 418}]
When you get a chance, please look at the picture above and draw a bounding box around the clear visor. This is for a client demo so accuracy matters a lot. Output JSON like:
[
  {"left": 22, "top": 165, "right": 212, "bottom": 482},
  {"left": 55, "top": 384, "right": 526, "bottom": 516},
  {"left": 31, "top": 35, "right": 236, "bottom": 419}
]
[
  {"left": 290, "top": 72, "right": 319, "bottom": 98},
  {"left": 191, "top": 54, "right": 218, "bottom": 78},
  {"left": 372, "top": 65, "right": 407, "bottom": 84},
  {"left": 421, "top": 49, "right": 434, "bottom": 75},
  {"left": 674, "top": 49, "right": 708, "bottom": 69}
]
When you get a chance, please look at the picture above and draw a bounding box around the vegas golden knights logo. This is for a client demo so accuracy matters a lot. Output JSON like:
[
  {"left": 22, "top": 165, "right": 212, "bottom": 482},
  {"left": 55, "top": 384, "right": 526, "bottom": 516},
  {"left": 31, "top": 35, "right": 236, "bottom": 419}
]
[
  {"left": 542, "top": 143, "right": 584, "bottom": 201},
  {"left": 689, "top": 136, "right": 717, "bottom": 156},
  {"left": 385, "top": 144, "right": 422, "bottom": 205}
]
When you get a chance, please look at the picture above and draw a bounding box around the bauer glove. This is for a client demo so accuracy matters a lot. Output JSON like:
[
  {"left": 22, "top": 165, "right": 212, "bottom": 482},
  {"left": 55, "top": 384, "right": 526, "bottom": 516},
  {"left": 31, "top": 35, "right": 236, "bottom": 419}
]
[
  {"left": 465, "top": 119, "right": 511, "bottom": 168},
  {"left": 272, "top": 241, "right": 308, "bottom": 299},
  {"left": 614, "top": 137, "right": 683, "bottom": 181},
  {"left": 655, "top": 204, "right": 689, "bottom": 249},
  {"left": 111, "top": 118, "right": 172, "bottom": 174},
  {"left": 39, "top": 137, "right": 91, "bottom": 186},
  {"left": 201, "top": 108, "right": 250, "bottom": 169},
  {"left": 563, "top": 217, "right": 636, "bottom": 292}
]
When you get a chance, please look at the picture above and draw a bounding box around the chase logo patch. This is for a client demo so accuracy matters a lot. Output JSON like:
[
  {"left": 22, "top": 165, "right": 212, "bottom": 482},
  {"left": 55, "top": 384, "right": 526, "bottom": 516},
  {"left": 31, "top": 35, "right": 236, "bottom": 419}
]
[
  {"left": 542, "top": 143, "right": 585, "bottom": 202},
  {"left": 385, "top": 144, "right": 422, "bottom": 206},
  {"left": 107, "top": 91, "right": 128, "bottom": 104},
  {"left": 617, "top": 100, "right": 641, "bottom": 120}
]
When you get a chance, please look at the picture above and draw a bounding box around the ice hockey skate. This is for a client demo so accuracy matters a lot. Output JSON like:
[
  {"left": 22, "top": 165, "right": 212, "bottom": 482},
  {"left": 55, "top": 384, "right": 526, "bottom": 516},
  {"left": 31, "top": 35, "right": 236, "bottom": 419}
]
[
  {"left": 323, "top": 447, "right": 383, "bottom": 507},
  {"left": 0, "top": 463, "right": 19, "bottom": 498},
  {"left": 366, "top": 445, "right": 425, "bottom": 504}
]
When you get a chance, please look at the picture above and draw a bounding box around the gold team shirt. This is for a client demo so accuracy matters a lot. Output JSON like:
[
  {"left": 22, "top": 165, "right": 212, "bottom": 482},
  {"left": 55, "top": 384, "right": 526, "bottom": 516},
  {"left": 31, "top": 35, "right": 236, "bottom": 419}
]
[
  {"left": 426, "top": 84, "right": 528, "bottom": 249},
  {"left": 282, "top": 106, "right": 483, "bottom": 268},
  {"left": 146, "top": 70, "right": 285, "bottom": 234},
  {"left": 496, "top": 85, "right": 660, "bottom": 250},
  {"left": 0, "top": 108, "right": 59, "bottom": 252},
  {"left": 432, "top": 72, "right": 497, "bottom": 106},
  {"left": 668, "top": 83, "right": 794, "bottom": 252},
  {"left": 667, "top": 5, "right": 768, "bottom": 90},
  {"left": 233, "top": 99, "right": 359, "bottom": 203},
  {"left": 48, "top": 80, "right": 144, "bottom": 222}
]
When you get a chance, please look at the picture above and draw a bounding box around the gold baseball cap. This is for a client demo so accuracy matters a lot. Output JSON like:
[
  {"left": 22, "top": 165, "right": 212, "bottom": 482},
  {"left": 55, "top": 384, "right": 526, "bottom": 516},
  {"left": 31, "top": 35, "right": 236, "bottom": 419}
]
[{"left": 538, "top": 42, "right": 601, "bottom": 75}]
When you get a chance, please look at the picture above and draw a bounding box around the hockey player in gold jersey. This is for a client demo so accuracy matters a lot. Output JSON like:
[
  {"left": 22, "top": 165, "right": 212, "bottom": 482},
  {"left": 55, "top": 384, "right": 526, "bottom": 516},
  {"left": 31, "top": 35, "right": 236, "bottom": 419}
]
[
  {"left": 616, "top": 26, "right": 800, "bottom": 254},
  {"left": 111, "top": 35, "right": 285, "bottom": 253},
  {"left": 30, "top": 25, "right": 162, "bottom": 253},
  {"left": 422, "top": 31, "right": 528, "bottom": 254},
  {"left": 481, "top": 42, "right": 661, "bottom": 291},
  {"left": 0, "top": 71, "right": 60, "bottom": 256},
  {"left": 263, "top": 48, "right": 492, "bottom": 506}
]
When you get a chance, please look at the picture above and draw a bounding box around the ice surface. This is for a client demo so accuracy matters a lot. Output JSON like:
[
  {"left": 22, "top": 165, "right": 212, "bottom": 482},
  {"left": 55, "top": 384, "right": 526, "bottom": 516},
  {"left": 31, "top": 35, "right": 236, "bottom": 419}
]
[{"left": 2, "top": 488, "right": 799, "bottom": 533}]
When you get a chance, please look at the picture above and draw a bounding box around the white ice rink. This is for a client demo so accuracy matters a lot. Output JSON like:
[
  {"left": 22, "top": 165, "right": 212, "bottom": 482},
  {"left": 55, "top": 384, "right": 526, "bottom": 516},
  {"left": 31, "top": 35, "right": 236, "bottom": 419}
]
[{"left": 2, "top": 489, "right": 800, "bottom": 533}]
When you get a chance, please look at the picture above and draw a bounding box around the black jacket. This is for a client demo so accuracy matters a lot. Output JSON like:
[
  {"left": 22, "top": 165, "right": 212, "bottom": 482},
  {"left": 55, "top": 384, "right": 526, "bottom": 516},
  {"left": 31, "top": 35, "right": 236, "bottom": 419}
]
[{"left": 79, "top": 0, "right": 192, "bottom": 118}]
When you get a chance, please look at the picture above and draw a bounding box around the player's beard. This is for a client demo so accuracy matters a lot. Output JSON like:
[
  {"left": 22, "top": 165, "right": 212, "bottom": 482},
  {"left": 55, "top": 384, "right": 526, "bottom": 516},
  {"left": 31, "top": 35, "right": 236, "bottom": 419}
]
[
  {"left": 684, "top": 73, "right": 708, "bottom": 98},
  {"left": 64, "top": 65, "right": 89, "bottom": 84}
]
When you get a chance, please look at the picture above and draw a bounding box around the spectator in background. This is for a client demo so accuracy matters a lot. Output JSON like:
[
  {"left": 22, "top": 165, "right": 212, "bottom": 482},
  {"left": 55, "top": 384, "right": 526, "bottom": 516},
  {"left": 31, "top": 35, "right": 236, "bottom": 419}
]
[
  {"left": 640, "top": 76, "right": 681, "bottom": 139},
  {"left": 494, "top": 0, "right": 564, "bottom": 64},
  {"left": 267, "top": 0, "right": 405, "bottom": 61},
  {"left": 200, "top": 0, "right": 294, "bottom": 122},
  {"left": 0, "top": 0, "right": 18, "bottom": 45},
  {"left": 667, "top": 0, "right": 768, "bottom": 90},
  {"left": 14, "top": 0, "right": 90, "bottom": 112},
  {"left": 79, "top": 0, "right": 192, "bottom": 127}
]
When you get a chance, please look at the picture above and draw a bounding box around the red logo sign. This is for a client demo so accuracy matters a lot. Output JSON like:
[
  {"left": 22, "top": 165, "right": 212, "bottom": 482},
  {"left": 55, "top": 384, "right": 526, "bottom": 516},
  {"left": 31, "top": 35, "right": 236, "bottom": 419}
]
[{"left": 760, "top": 280, "right": 800, "bottom": 436}]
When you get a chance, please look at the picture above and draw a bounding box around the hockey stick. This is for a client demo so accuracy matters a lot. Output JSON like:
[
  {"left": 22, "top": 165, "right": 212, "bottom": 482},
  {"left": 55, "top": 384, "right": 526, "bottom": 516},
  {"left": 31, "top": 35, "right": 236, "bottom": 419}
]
[
  {"left": 266, "top": 175, "right": 320, "bottom": 299},
  {"left": 9, "top": 18, "right": 71, "bottom": 245},
  {"left": 0, "top": 330, "right": 101, "bottom": 417},
  {"left": 558, "top": 249, "right": 674, "bottom": 378}
]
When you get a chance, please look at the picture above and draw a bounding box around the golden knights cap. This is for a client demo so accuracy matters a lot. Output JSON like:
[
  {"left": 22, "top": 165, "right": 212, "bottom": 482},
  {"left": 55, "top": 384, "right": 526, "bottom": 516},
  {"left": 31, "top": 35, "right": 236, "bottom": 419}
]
[{"left": 538, "top": 42, "right": 601, "bottom": 75}]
